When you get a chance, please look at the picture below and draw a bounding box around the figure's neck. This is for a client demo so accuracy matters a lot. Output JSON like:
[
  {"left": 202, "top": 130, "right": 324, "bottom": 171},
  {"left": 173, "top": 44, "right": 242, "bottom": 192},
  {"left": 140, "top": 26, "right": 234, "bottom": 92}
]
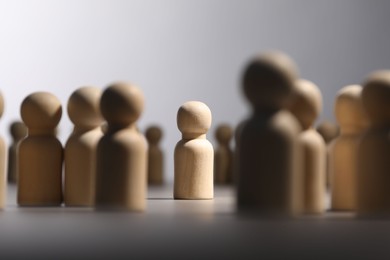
[
  {"left": 28, "top": 128, "right": 56, "bottom": 136},
  {"left": 182, "top": 133, "right": 206, "bottom": 140},
  {"left": 108, "top": 123, "right": 137, "bottom": 133},
  {"left": 73, "top": 125, "right": 101, "bottom": 135}
]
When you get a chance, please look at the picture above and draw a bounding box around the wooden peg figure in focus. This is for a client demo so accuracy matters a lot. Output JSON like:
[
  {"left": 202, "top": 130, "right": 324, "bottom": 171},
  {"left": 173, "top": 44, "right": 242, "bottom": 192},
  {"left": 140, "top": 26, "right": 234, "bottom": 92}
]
[
  {"left": 214, "top": 124, "right": 234, "bottom": 184},
  {"left": 237, "top": 51, "right": 302, "bottom": 216},
  {"left": 95, "top": 82, "right": 147, "bottom": 211},
  {"left": 174, "top": 101, "right": 214, "bottom": 199},
  {"left": 64, "top": 87, "right": 104, "bottom": 206},
  {"left": 145, "top": 126, "right": 164, "bottom": 185},
  {"left": 8, "top": 121, "right": 27, "bottom": 183},
  {"left": 330, "top": 85, "right": 368, "bottom": 211},
  {"left": 357, "top": 71, "right": 390, "bottom": 216},
  {"left": 289, "top": 79, "right": 326, "bottom": 214},
  {"left": 18, "top": 92, "right": 63, "bottom": 206}
]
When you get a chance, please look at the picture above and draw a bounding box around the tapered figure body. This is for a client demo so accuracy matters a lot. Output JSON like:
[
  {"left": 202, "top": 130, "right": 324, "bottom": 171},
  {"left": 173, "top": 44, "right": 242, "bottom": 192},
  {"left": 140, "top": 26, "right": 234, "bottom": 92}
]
[
  {"left": 237, "top": 51, "right": 302, "bottom": 216},
  {"left": 357, "top": 71, "right": 390, "bottom": 216},
  {"left": 174, "top": 101, "right": 213, "bottom": 199},
  {"left": 8, "top": 121, "right": 27, "bottom": 183},
  {"left": 145, "top": 126, "right": 164, "bottom": 185},
  {"left": 64, "top": 87, "right": 103, "bottom": 206},
  {"left": 316, "top": 120, "right": 339, "bottom": 189},
  {"left": 330, "top": 85, "right": 368, "bottom": 211},
  {"left": 95, "top": 82, "right": 147, "bottom": 211},
  {"left": 289, "top": 79, "right": 326, "bottom": 214},
  {"left": 214, "top": 124, "right": 234, "bottom": 184},
  {"left": 18, "top": 92, "right": 63, "bottom": 206}
]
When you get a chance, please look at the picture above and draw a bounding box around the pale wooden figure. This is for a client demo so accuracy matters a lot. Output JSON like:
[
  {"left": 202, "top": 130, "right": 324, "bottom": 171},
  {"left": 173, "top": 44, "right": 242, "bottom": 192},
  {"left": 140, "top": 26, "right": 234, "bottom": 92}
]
[
  {"left": 0, "top": 93, "right": 6, "bottom": 208},
  {"left": 174, "top": 101, "right": 213, "bottom": 199},
  {"left": 214, "top": 124, "right": 234, "bottom": 184},
  {"left": 8, "top": 121, "right": 27, "bottom": 183},
  {"left": 145, "top": 126, "right": 164, "bottom": 185},
  {"left": 289, "top": 79, "right": 326, "bottom": 214},
  {"left": 316, "top": 120, "right": 339, "bottom": 189},
  {"left": 95, "top": 82, "right": 147, "bottom": 211},
  {"left": 237, "top": 51, "right": 302, "bottom": 216},
  {"left": 18, "top": 92, "right": 63, "bottom": 206},
  {"left": 65, "top": 87, "right": 103, "bottom": 206},
  {"left": 357, "top": 71, "right": 390, "bottom": 216},
  {"left": 330, "top": 85, "right": 368, "bottom": 211}
]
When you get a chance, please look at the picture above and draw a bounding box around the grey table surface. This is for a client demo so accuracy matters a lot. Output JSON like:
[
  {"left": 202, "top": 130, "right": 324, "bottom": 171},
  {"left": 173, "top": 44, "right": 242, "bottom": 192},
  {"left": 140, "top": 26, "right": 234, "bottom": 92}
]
[{"left": 0, "top": 184, "right": 389, "bottom": 259}]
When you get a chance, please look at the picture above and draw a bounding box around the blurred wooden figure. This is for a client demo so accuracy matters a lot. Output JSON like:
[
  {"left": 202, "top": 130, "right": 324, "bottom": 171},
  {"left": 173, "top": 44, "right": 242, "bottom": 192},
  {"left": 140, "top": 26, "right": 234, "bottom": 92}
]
[
  {"left": 145, "top": 126, "right": 164, "bottom": 185},
  {"left": 18, "top": 92, "right": 63, "bottom": 206},
  {"left": 316, "top": 121, "right": 339, "bottom": 144},
  {"left": 65, "top": 87, "right": 103, "bottom": 206},
  {"left": 330, "top": 85, "right": 368, "bottom": 211},
  {"left": 316, "top": 120, "right": 339, "bottom": 189},
  {"left": 214, "top": 124, "right": 234, "bottom": 184},
  {"left": 8, "top": 121, "right": 27, "bottom": 183},
  {"left": 289, "top": 79, "right": 326, "bottom": 214},
  {"left": 357, "top": 71, "right": 390, "bottom": 216},
  {"left": 237, "top": 51, "right": 302, "bottom": 216},
  {"left": 95, "top": 82, "right": 147, "bottom": 211},
  {"left": 0, "top": 93, "right": 6, "bottom": 208},
  {"left": 174, "top": 101, "right": 213, "bottom": 199}
]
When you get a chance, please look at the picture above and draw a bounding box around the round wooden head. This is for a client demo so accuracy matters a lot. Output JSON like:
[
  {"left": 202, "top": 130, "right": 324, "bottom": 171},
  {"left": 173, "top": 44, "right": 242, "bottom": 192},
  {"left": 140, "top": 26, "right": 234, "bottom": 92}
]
[
  {"left": 242, "top": 51, "right": 298, "bottom": 110},
  {"left": 10, "top": 121, "right": 27, "bottom": 140},
  {"left": 334, "top": 85, "right": 368, "bottom": 130},
  {"left": 215, "top": 124, "right": 233, "bottom": 145},
  {"left": 145, "top": 126, "right": 162, "bottom": 145},
  {"left": 100, "top": 82, "right": 144, "bottom": 127},
  {"left": 21, "top": 92, "right": 62, "bottom": 130},
  {"left": 289, "top": 79, "right": 322, "bottom": 130},
  {"left": 316, "top": 121, "right": 339, "bottom": 144},
  {"left": 177, "top": 101, "right": 212, "bottom": 137},
  {"left": 362, "top": 70, "right": 390, "bottom": 126},
  {"left": 67, "top": 86, "right": 103, "bottom": 129}
]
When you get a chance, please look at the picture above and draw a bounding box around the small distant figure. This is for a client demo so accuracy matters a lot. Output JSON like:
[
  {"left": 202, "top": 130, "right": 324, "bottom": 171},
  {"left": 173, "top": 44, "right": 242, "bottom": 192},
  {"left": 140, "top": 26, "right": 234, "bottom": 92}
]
[
  {"left": 316, "top": 121, "right": 339, "bottom": 144},
  {"left": 330, "top": 85, "right": 368, "bottom": 211},
  {"left": 237, "top": 51, "right": 302, "bottom": 216},
  {"left": 214, "top": 124, "right": 234, "bottom": 184},
  {"left": 289, "top": 79, "right": 326, "bottom": 214},
  {"left": 64, "top": 86, "right": 103, "bottom": 206},
  {"left": 358, "top": 71, "right": 390, "bottom": 216},
  {"left": 18, "top": 92, "right": 63, "bottom": 206},
  {"left": 95, "top": 82, "right": 147, "bottom": 211},
  {"left": 145, "top": 126, "right": 164, "bottom": 185},
  {"left": 174, "top": 101, "right": 213, "bottom": 199},
  {"left": 8, "top": 121, "right": 27, "bottom": 184}
]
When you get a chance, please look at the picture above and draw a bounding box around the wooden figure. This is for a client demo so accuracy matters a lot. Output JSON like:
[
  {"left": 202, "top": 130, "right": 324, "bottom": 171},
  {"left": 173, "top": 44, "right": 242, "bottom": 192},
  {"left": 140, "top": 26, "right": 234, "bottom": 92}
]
[
  {"left": 64, "top": 86, "right": 103, "bottom": 206},
  {"left": 357, "top": 71, "right": 390, "bottom": 216},
  {"left": 316, "top": 121, "right": 339, "bottom": 144},
  {"left": 95, "top": 82, "right": 147, "bottom": 211},
  {"left": 214, "top": 124, "right": 234, "bottom": 184},
  {"left": 289, "top": 79, "right": 326, "bottom": 214},
  {"left": 237, "top": 51, "right": 302, "bottom": 216},
  {"left": 145, "top": 125, "right": 164, "bottom": 185},
  {"left": 316, "top": 120, "right": 340, "bottom": 189},
  {"left": 0, "top": 92, "right": 6, "bottom": 208},
  {"left": 330, "top": 85, "right": 368, "bottom": 211},
  {"left": 8, "top": 121, "right": 27, "bottom": 183},
  {"left": 174, "top": 101, "right": 213, "bottom": 199},
  {"left": 18, "top": 92, "right": 63, "bottom": 206}
]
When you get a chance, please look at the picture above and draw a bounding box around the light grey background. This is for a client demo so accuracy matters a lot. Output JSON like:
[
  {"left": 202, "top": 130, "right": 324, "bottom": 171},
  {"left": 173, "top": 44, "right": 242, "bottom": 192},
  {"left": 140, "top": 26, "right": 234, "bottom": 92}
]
[{"left": 0, "top": 0, "right": 390, "bottom": 181}]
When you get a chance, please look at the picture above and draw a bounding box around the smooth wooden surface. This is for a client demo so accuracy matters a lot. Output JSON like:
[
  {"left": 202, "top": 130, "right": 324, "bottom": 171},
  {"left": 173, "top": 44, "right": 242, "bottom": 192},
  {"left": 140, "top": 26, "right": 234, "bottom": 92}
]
[
  {"left": 237, "top": 51, "right": 302, "bottom": 215},
  {"left": 96, "top": 82, "right": 147, "bottom": 211},
  {"left": 174, "top": 101, "right": 214, "bottom": 199},
  {"left": 330, "top": 85, "right": 368, "bottom": 211},
  {"left": 18, "top": 92, "right": 63, "bottom": 206},
  {"left": 65, "top": 86, "right": 103, "bottom": 206}
]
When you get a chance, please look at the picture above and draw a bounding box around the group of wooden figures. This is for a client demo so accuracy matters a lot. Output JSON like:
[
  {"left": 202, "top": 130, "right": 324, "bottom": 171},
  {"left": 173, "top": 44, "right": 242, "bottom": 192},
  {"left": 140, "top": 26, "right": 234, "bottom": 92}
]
[
  {"left": 0, "top": 50, "right": 388, "bottom": 217},
  {"left": 1, "top": 84, "right": 235, "bottom": 211}
]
